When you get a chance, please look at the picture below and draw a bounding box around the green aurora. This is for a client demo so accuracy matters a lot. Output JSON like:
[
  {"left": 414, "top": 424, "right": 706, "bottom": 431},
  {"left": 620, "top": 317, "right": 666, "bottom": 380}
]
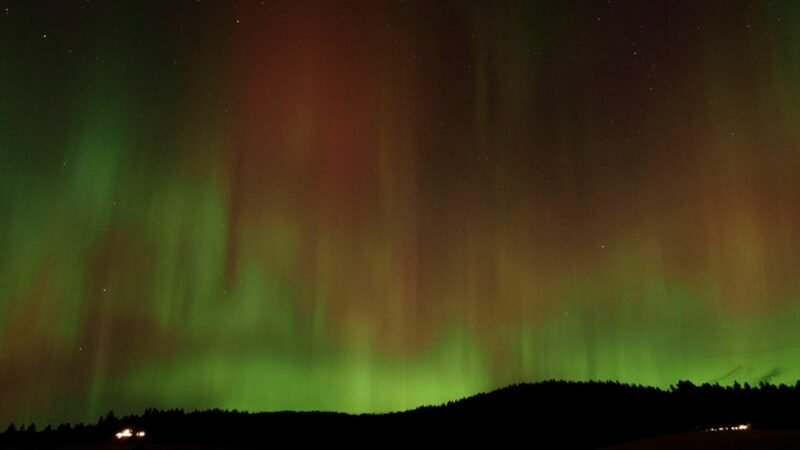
[{"left": 2, "top": 0, "right": 800, "bottom": 425}]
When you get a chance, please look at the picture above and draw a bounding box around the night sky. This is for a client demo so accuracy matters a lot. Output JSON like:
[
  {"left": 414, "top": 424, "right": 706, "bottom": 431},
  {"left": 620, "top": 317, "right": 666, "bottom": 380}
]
[{"left": 2, "top": 0, "right": 800, "bottom": 426}]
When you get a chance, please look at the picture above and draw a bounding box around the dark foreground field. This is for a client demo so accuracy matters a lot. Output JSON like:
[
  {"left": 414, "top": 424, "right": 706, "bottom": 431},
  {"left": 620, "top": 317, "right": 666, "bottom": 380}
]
[
  {"left": 3, "top": 380, "right": 800, "bottom": 449},
  {"left": 604, "top": 429, "right": 800, "bottom": 449}
]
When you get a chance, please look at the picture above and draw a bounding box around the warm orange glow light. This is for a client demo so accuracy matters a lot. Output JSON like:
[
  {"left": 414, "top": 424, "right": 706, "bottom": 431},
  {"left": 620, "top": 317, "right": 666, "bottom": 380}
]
[
  {"left": 705, "top": 424, "right": 750, "bottom": 432},
  {"left": 115, "top": 428, "right": 146, "bottom": 439},
  {"left": 115, "top": 428, "right": 133, "bottom": 439}
]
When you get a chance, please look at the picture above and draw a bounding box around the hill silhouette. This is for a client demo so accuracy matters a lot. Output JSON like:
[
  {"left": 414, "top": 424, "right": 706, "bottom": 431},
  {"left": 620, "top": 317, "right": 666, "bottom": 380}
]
[{"left": 3, "top": 380, "right": 800, "bottom": 448}]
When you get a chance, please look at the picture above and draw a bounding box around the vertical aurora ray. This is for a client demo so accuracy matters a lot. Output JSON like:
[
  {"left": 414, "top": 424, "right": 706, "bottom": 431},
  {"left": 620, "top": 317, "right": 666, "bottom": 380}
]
[{"left": 2, "top": 0, "right": 800, "bottom": 426}]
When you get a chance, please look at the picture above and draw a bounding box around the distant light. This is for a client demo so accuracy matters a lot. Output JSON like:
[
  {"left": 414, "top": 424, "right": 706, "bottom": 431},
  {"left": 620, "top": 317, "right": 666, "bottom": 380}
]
[
  {"left": 115, "top": 428, "right": 146, "bottom": 439},
  {"left": 704, "top": 424, "right": 750, "bottom": 432},
  {"left": 115, "top": 428, "right": 133, "bottom": 439}
]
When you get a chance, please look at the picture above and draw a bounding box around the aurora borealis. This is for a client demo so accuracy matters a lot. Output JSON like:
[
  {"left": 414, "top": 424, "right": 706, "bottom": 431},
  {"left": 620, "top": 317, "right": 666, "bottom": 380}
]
[{"left": 3, "top": 0, "right": 800, "bottom": 426}]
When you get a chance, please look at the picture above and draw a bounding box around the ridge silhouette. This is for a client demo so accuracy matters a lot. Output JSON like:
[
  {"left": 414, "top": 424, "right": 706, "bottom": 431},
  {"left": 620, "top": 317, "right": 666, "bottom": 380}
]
[{"left": 3, "top": 380, "right": 800, "bottom": 448}]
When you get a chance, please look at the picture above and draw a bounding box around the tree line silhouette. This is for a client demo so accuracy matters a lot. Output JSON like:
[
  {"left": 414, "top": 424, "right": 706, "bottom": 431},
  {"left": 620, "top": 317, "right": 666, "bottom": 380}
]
[{"left": 3, "top": 380, "right": 800, "bottom": 448}]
